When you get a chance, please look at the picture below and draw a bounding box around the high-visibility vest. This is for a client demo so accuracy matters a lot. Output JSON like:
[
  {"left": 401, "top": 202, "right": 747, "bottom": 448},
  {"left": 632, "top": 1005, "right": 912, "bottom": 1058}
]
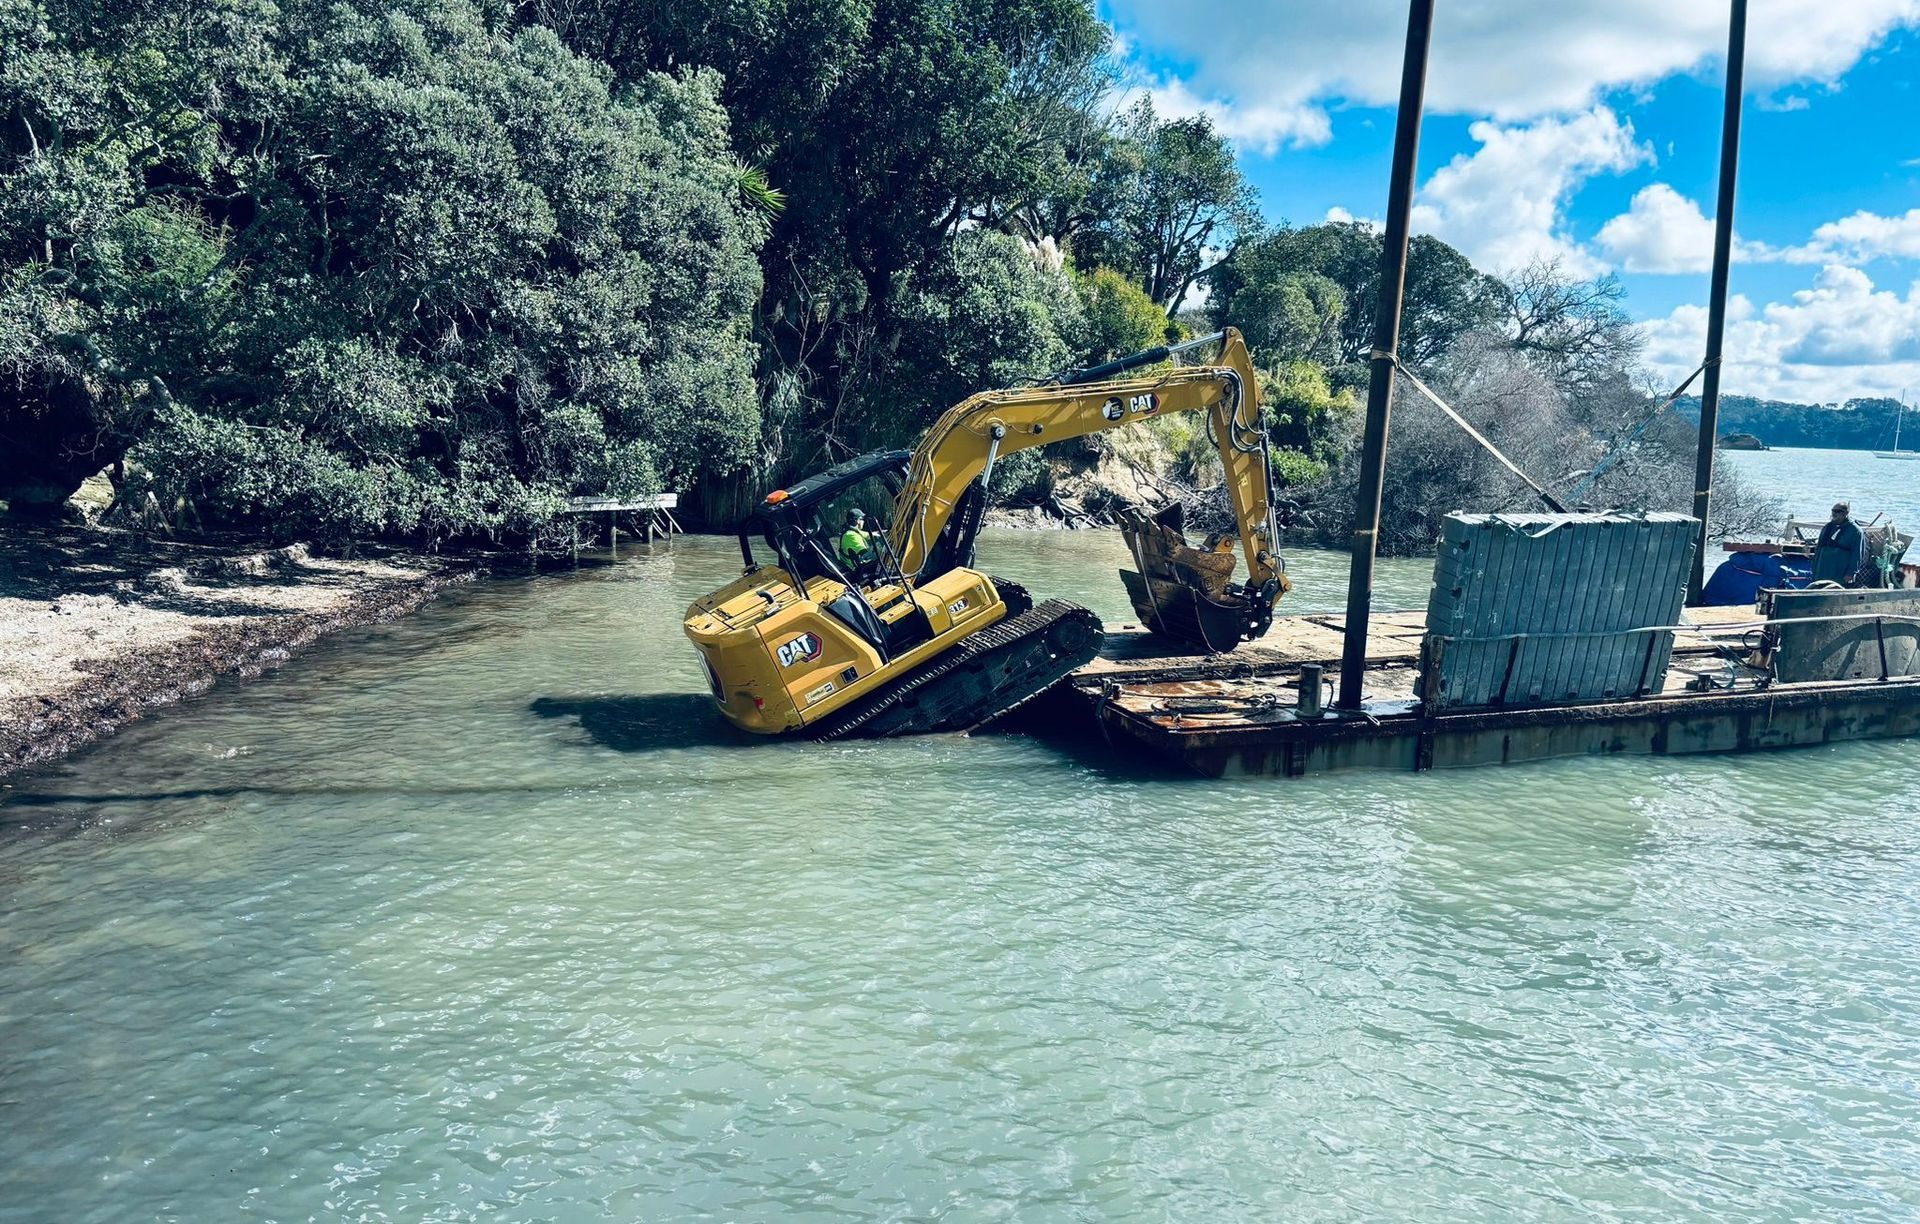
[{"left": 839, "top": 527, "right": 872, "bottom": 563}]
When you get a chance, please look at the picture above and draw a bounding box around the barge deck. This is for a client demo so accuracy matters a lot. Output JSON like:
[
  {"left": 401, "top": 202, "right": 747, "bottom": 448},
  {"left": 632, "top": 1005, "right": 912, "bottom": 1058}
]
[{"left": 1064, "top": 605, "right": 1920, "bottom": 778}]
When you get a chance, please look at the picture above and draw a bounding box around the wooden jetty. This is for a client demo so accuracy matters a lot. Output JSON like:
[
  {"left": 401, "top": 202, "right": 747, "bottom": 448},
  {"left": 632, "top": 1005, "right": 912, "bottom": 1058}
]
[
  {"left": 560, "top": 493, "right": 683, "bottom": 549},
  {"left": 1063, "top": 600, "right": 1920, "bottom": 779}
]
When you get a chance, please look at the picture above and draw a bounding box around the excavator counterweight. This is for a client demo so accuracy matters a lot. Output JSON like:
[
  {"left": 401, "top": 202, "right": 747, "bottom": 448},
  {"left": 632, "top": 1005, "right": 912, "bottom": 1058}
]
[{"left": 682, "top": 328, "right": 1289, "bottom": 738}]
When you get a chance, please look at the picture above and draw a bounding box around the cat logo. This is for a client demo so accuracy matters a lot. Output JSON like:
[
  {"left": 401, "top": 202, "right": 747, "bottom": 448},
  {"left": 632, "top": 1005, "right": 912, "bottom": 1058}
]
[
  {"left": 777, "top": 632, "right": 823, "bottom": 667},
  {"left": 1102, "top": 397, "right": 1126, "bottom": 421},
  {"left": 1129, "top": 393, "right": 1160, "bottom": 416}
]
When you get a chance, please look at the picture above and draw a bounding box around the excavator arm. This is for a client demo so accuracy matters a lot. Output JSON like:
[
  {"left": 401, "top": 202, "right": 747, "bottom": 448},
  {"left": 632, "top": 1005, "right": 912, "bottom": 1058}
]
[{"left": 887, "top": 328, "right": 1287, "bottom": 639}]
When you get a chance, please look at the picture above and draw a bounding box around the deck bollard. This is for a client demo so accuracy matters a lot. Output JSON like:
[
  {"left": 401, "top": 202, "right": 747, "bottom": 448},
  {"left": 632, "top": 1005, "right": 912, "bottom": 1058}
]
[{"left": 1298, "top": 663, "right": 1325, "bottom": 717}]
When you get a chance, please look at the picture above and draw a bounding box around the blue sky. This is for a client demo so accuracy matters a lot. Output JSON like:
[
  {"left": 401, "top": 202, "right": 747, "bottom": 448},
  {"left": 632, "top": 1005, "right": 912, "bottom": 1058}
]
[{"left": 1100, "top": 0, "right": 1920, "bottom": 404}]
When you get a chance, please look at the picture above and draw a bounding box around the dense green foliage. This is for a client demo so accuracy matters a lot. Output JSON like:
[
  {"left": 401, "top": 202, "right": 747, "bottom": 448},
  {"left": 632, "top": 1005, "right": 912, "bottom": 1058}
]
[
  {"left": 879, "top": 231, "right": 1085, "bottom": 444},
  {"left": 2, "top": 0, "right": 763, "bottom": 538},
  {"left": 1075, "top": 266, "right": 1170, "bottom": 361},
  {"left": 2, "top": 0, "right": 1765, "bottom": 553},
  {"left": 0, "top": 1, "right": 751, "bottom": 533},
  {"left": 1261, "top": 360, "right": 1348, "bottom": 459},
  {"left": 1209, "top": 223, "right": 1500, "bottom": 377},
  {"left": 530, "top": 0, "right": 1121, "bottom": 480}
]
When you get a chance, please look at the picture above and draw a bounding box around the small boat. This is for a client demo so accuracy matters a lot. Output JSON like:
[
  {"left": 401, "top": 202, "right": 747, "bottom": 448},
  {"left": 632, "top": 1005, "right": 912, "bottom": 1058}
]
[
  {"left": 1877, "top": 395, "right": 1918, "bottom": 460},
  {"left": 1703, "top": 512, "right": 1913, "bottom": 606}
]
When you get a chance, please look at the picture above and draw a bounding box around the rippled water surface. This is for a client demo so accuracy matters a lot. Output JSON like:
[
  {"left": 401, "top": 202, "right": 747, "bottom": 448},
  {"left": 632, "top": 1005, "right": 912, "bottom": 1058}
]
[
  {"left": 4, "top": 528, "right": 1918, "bottom": 1222},
  {"left": 1723, "top": 446, "right": 1920, "bottom": 526}
]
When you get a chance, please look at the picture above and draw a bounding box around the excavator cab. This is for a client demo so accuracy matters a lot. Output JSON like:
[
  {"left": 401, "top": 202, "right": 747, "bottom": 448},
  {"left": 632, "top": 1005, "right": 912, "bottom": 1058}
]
[
  {"left": 686, "top": 450, "right": 1044, "bottom": 736},
  {"left": 727, "top": 452, "right": 909, "bottom": 657},
  {"left": 740, "top": 449, "right": 910, "bottom": 591}
]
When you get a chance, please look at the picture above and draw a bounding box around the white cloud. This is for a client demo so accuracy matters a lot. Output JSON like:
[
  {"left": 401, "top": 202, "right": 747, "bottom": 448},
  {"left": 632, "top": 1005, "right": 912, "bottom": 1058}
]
[
  {"left": 1139, "top": 78, "right": 1331, "bottom": 152},
  {"left": 1408, "top": 108, "right": 1649, "bottom": 276},
  {"left": 1597, "top": 192, "right": 1920, "bottom": 273},
  {"left": 1787, "top": 208, "right": 1920, "bottom": 264},
  {"left": 1598, "top": 185, "right": 1718, "bottom": 273},
  {"left": 1105, "top": 0, "right": 1919, "bottom": 130},
  {"left": 1595, "top": 183, "right": 1782, "bottom": 272},
  {"left": 1324, "top": 206, "right": 1380, "bottom": 229},
  {"left": 1640, "top": 265, "right": 1920, "bottom": 401},
  {"left": 1775, "top": 266, "right": 1920, "bottom": 365}
]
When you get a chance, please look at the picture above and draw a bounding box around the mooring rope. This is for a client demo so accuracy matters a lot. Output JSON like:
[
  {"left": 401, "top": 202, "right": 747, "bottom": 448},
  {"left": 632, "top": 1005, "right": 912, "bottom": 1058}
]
[{"left": 1375, "top": 352, "right": 1567, "bottom": 513}]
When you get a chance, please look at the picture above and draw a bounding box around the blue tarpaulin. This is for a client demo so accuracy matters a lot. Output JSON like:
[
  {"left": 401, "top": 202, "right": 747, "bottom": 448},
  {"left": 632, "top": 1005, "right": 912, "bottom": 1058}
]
[{"left": 1700, "top": 551, "right": 1812, "bottom": 607}]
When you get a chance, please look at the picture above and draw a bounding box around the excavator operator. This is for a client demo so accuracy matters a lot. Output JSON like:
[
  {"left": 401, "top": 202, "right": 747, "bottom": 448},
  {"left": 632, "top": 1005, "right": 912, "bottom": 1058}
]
[{"left": 837, "top": 508, "right": 876, "bottom": 576}]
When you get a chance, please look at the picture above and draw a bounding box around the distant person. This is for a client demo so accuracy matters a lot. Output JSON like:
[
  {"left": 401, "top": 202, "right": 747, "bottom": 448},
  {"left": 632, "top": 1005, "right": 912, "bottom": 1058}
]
[
  {"left": 1812, "top": 502, "right": 1866, "bottom": 586},
  {"left": 837, "top": 508, "right": 875, "bottom": 574}
]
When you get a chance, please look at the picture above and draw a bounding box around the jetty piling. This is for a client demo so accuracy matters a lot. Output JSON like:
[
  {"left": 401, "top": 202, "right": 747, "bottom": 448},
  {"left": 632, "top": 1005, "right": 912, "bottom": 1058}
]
[{"left": 561, "top": 493, "right": 684, "bottom": 557}]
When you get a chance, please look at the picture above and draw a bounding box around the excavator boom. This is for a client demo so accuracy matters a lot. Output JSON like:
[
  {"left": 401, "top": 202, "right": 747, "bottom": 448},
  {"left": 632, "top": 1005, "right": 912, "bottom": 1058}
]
[{"left": 889, "top": 328, "right": 1286, "bottom": 645}]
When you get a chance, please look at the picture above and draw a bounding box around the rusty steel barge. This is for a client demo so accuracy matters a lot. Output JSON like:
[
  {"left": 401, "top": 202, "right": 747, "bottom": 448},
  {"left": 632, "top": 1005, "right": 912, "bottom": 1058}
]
[{"left": 1063, "top": 598, "right": 1920, "bottom": 779}]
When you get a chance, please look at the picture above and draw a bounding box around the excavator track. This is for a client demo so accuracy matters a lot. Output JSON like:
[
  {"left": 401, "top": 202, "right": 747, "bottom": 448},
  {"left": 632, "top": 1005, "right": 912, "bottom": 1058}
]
[{"left": 809, "top": 594, "right": 1102, "bottom": 740}]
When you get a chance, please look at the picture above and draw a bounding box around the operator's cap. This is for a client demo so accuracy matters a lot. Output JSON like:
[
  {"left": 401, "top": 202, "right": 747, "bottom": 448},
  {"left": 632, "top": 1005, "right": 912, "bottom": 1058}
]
[
  {"left": 1833, "top": 502, "right": 1850, "bottom": 515},
  {"left": 846, "top": 508, "right": 865, "bottom": 523}
]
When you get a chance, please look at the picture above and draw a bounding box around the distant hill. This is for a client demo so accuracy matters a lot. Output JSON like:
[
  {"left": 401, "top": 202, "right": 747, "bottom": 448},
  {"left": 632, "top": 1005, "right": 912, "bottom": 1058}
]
[{"left": 1673, "top": 395, "right": 1906, "bottom": 451}]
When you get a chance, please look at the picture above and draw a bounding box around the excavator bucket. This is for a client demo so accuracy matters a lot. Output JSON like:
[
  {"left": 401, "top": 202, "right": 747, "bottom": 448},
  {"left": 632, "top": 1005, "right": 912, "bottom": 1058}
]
[{"left": 1117, "top": 504, "right": 1263, "bottom": 652}]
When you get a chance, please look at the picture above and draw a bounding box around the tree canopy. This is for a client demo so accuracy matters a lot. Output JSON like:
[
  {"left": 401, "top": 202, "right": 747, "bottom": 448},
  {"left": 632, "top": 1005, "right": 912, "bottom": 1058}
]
[
  {"left": 2, "top": 0, "right": 764, "bottom": 537},
  {"left": 1, "top": 0, "right": 1754, "bottom": 554},
  {"left": 1209, "top": 223, "right": 1501, "bottom": 377},
  {"left": 1075, "top": 101, "right": 1259, "bottom": 310},
  {"left": 1075, "top": 266, "right": 1170, "bottom": 361}
]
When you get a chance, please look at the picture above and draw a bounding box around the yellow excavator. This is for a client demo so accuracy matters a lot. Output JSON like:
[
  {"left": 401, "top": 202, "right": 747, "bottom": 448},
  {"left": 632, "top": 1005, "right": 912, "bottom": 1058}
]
[{"left": 683, "top": 328, "right": 1288, "bottom": 738}]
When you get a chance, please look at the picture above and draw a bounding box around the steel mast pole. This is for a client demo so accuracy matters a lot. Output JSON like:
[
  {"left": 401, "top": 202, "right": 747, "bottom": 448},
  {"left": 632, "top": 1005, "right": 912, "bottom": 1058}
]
[
  {"left": 1336, "top": 0, "right": 1435, "bottom": 710},
  {"left": 1687, "top": 0, "right": 1748, "bottom": 604}
]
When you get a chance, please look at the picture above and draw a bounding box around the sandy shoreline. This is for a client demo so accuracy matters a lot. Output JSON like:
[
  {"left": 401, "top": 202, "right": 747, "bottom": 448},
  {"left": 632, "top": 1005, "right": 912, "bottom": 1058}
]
[{"left": 1, "top": 524, "right": 474, "bottom": 782}]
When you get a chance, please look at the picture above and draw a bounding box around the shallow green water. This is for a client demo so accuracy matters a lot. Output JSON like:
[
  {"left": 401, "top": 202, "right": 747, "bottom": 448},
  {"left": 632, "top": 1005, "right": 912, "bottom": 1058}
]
[{"left": 3, "top": 528, "right": 1918, "bottom": 1222}]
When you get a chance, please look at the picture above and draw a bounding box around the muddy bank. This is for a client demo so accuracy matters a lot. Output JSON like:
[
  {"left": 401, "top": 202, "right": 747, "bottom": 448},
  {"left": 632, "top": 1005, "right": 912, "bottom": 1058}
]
[{"left": 0, "top": 524, "right": 474, "bottom": 781}]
